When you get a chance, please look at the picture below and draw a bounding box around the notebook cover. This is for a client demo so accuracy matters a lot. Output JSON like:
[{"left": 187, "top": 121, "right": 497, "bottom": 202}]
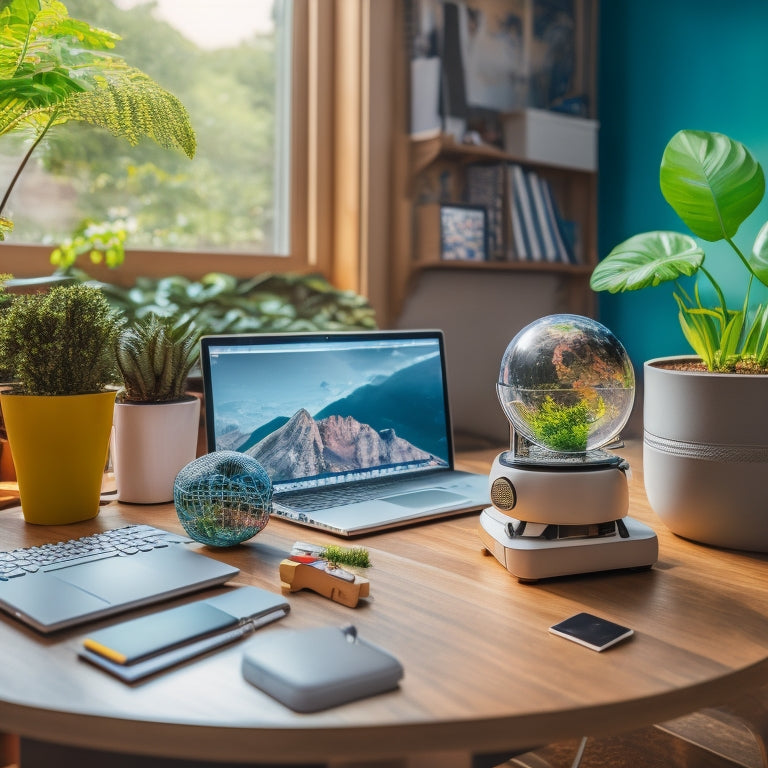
[{"left": 83, "top": 586, "right": 290, "bottom": 665}]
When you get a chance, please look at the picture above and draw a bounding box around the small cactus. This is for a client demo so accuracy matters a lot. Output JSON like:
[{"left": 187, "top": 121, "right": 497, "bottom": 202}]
[{"left": 116, "top": 314, "right": 201, "bottom": 402}]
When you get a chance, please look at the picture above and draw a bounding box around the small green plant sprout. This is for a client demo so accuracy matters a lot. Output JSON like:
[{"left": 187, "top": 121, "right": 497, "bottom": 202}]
[
  {"left": 0, "top": 283, "right": 123, "bottom": 395},
  {"left": 50, "top": 219, "right": 131, "bottom": 271},
  {"left": 523, "top": 394, "right": 606, "bottom": 453},
  {"left": 116, "top": 313, "right": 201, "bottom": 403},
  {"left": 321, "top": 544, "right": 371, "bottom": 569},
  {"left": 590, "top": 130, "right": 768, "bottom": 372}
]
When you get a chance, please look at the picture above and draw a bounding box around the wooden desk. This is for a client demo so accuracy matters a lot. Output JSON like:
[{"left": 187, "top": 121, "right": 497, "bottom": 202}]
[{"left": 1, "top": 440, "right": 768, "bottom": 768}]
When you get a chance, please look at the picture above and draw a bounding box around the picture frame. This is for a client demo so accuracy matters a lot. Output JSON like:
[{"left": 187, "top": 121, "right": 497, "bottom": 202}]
[
  {"left": 416, "top": 202, "right": 489, "bottom": 263},
  {"left": 438, "top": 203, "right": 489, "bottom": 262}
]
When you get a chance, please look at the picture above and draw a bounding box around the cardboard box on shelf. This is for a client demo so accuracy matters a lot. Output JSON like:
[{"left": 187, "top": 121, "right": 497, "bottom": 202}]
[{"left": 503, "top": 108, "right": 598, "bottom": 172}]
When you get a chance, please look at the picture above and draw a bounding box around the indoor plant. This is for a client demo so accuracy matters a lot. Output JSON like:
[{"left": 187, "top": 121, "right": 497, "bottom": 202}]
[
  {"left": 112, "top": 313, "right": 202, "bottom": 503},
  {"left": 590, "top": 129, "right": 768, "bottom": 551},
  {"left": 0, "top": 282, "right": 123, "bottom": 524}
]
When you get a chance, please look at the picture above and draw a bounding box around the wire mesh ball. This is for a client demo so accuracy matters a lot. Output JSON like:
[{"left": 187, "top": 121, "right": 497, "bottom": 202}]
[{"left": 174, "top": 451, "right": 272, "bottom": 546}]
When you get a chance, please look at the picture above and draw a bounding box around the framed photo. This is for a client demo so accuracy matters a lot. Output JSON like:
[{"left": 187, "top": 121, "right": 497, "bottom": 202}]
[{"left": 439, "top": 203, "right": 488, "bottom": 261}]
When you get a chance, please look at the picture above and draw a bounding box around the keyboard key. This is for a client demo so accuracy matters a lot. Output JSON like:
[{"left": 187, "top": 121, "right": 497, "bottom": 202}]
[{"left": 0, "top": 525, "right": 189, "bottom": 578}]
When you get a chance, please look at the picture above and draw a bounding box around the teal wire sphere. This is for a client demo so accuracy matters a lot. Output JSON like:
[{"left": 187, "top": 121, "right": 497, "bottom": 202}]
[{"left": 174, "top": 451, "right": 272, "bottom": 547}]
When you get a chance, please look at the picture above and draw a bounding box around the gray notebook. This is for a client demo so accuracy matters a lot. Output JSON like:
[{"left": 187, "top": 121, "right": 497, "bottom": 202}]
[{"left": 201, "top": 330, "right": 490, "bottom": 536}]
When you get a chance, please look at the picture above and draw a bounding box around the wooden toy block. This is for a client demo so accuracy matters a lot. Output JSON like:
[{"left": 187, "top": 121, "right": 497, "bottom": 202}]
[{"left": 279, "top": 559, "right": 370, "bottom": 608}]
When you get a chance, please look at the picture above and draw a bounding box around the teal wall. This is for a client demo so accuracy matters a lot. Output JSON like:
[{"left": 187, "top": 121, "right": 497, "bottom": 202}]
[{"left": 597, "top": 0, "right": 768, "bottom": 371}]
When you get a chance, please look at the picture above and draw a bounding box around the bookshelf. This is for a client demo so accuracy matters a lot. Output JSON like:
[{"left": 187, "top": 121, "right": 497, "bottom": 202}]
[
  {"left": 391, "top": 0, "right": 599, "bottom": 324},
  {"left": 409, "top": 133, "right": 597, "bottom": 271}
]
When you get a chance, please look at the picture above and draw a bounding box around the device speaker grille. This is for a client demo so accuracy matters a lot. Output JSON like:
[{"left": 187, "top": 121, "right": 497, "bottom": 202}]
[{"left": 491, "top": 477, "right": 516, "bottom": 511}]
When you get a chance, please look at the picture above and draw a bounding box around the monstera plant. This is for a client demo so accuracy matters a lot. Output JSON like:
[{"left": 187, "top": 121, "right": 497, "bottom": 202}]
[{"left": 0, "top": 0, "right": 196, "bottom": 240}]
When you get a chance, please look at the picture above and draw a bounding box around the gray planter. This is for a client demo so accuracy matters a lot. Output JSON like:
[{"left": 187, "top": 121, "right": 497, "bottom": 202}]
[{"left": 643, "top": 356, "right": 768, "bottom": 552}]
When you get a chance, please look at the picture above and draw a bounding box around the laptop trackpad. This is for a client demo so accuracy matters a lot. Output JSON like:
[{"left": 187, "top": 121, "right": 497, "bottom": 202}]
[
  {"left": 55, "top": 556, "right": 167, "bottom": 604},
  {"left": 380, "top": 489, "right": 467, "bottom": 509}
]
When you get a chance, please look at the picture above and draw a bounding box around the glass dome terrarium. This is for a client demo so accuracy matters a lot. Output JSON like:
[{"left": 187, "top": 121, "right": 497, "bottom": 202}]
[{"left": 497, "top": 314, "right": 635, "bottom": 455}]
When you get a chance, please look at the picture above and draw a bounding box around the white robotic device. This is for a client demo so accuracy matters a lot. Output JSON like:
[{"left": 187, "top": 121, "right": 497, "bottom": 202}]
[{"left": 478, "top": 314, "right": 658, "bottom": 582}]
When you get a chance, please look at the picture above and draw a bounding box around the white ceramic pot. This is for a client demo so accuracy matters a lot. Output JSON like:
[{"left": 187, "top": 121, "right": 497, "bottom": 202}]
[
  {"left": 643, "top": 356, "right": 768, "bottom": 552},
  {"left": 112, "top": 396, "right": 201, "bottom": 504}
]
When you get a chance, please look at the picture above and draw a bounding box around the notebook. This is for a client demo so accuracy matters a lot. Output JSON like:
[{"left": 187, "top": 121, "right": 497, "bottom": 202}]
[
  {"left": 200, "top": 330, "right": 490, "bottom": 536},
  {"left": 0, "top": 525, "right": 239, "bottom": 634}
]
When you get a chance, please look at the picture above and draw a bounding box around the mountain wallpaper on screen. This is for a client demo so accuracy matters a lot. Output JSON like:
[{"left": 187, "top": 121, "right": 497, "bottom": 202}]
[
  {"left": 313, "top": 358, "right": 448, "bottom": 458},
  {"left": 218, "top": 355, "right": 450, "bottom": 482},
  {"left": 245, "top": 409, "right": 439, "bottom": 482}
]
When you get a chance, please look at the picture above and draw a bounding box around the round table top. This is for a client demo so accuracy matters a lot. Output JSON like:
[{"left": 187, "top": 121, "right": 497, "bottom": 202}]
[{"left": 0, "top": 440, "right": 767, "bottom": 765}]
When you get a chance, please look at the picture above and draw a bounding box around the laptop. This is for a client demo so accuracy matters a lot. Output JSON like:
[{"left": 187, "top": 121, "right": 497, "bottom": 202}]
[
  {"left": 200, "top": 330, "right": 490, "bottom": 536},
  {"left": 0, "top": 526, "right": 239, "bottom": 634}
]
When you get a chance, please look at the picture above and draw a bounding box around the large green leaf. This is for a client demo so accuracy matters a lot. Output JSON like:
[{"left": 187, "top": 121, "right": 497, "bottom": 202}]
[
  {"left": 0, "top": 0, "right": 195, "bottom": 156},
  {"left": 660, "top": 130, "right": 765, "bottom": 242},
  {"left": 590, "top": 231, "right": 704, "bottom": 293},
  {"left": 749, "top": 221, "right": 768, "bottom": 286}
]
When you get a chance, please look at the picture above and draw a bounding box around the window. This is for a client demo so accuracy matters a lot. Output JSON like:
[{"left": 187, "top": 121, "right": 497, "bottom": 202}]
[
  {"left": 0, "top": 0, "right": 322, "bottom": 280},
  {"left": 0, "top": 1, "right": 396, "bottom": 322}
]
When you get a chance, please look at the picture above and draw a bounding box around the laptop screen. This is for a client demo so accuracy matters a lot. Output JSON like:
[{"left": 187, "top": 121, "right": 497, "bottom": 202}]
[{"left": 201, "top": 331, "right": 455, "bottom": 491}]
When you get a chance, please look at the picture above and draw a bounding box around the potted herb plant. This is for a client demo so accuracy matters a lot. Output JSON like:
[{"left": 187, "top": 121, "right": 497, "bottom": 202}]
[
  {"left": 113, "top": 314, "right": 202, "bottom": 503},
  {"left": 590, "top": 129, "right": 768, "bottom": 551},
  {"left": 0, "top": 283, "right": 123, "bottom": 524}
]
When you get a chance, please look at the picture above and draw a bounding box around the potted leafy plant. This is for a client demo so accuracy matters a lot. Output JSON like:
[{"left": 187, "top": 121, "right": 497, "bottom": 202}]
[
  {"left": 0, "top": 0, "right": 196, "bottom": 242},
  {"left": 0, "top": 283, "right": 123, "bottom": 524},
  {"left": 112, "top": 314, "right": 202, "bottom": 503},
  {"left": 590, "top": 129, "right": 768, "bottom": 551}
]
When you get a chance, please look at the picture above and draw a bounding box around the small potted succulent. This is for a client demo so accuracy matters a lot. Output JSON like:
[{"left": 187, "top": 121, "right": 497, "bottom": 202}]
[
  {"left": 590, "top": 129, "right": 768, "bottom": 551},
  {"left": 112, "top": 314, "right": 202, "bottom": 503},
  {"left": 0, "top": 283, "right": 123, "bottom": 524}
]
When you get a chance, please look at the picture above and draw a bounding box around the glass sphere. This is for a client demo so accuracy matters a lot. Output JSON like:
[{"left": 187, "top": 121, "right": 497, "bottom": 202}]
[
  {"left": 174, "top": 451, "right": 272, "bottom": 546},
  {"left": 497, "top": 314, "right": 635, "bottom": 453}
]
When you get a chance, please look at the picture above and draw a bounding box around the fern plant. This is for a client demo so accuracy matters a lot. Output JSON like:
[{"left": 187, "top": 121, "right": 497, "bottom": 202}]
[
  {"left": 0, "top": 0, "right": 196, "bottom": 240},
  {"left": 116, "top": 314, "right": 201, "bottom": 403},
  {"left": 0, "top": 283, "right": 123, "bottom": 395}
]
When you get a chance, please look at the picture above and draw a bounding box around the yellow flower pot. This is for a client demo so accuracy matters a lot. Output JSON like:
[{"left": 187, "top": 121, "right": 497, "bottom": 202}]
[{"left": 0, "top": 390, "right": 117, "bottom": 525}]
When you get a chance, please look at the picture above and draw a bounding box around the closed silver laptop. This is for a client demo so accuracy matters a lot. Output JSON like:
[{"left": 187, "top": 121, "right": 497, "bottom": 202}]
[
  {"left": 0, "top": 525, "right": 239, "bottom": 633},
  {"left": 201, "top": 330, "right": 490, "bottom": 536}
]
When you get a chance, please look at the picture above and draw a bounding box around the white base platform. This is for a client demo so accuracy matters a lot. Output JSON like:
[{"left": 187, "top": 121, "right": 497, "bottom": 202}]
[{"left": 478, "top": 506, "right": 658, "bottom": 582}]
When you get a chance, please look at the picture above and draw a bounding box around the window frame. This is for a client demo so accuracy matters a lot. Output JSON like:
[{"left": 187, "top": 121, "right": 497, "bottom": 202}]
[{"left": 0, "top": 0, "right": 332, "bottom": 285}]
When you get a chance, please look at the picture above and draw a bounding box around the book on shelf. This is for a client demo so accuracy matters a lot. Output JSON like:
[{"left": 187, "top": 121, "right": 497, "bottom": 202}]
[
  {"left": 465, "top": 163, "right": 505, "bottom": 260},
  {"left": 540, "top": 177, "right": 579, "bottom": 264},
  {"left": 505, "top": 164, "right": 526, "bottom": 261},
  {"left": 527, "top": 171, "right": 558, "bottom": 262},
  {"left": 509, "top": 164, "right": 544, "bottom": 261}
]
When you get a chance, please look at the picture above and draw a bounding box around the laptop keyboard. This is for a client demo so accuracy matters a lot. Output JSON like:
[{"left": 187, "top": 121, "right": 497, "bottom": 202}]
[
  {"left": 277, "top": 476, "right": 419, "bottom": 512},
  {"left": 0, "top": 525, "right": 191, "bottom": 580}
]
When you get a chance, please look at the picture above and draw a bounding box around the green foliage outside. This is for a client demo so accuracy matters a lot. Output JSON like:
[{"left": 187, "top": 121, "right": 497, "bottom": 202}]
[
  {"left": 0, "top": 0, "right": 195, "bottom": 242},
  {"left": 0, "top": 283, "right": 122, "bottom": 395},
  {"left": 6, "top": 0, "right": 281, "bottom": 254},
  {"left": 522, "top": 395, "right": 605, "bottom": 453}
]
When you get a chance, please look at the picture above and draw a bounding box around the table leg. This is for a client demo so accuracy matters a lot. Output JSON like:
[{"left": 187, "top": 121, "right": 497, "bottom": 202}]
[{"left": 721, "top": 693, "right": 768, "bottom": 768}]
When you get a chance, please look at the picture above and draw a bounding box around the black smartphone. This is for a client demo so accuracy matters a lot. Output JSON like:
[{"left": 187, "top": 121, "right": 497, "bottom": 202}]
[{"left": 549, "top": 612, "right": 633, "bottom": 652}]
